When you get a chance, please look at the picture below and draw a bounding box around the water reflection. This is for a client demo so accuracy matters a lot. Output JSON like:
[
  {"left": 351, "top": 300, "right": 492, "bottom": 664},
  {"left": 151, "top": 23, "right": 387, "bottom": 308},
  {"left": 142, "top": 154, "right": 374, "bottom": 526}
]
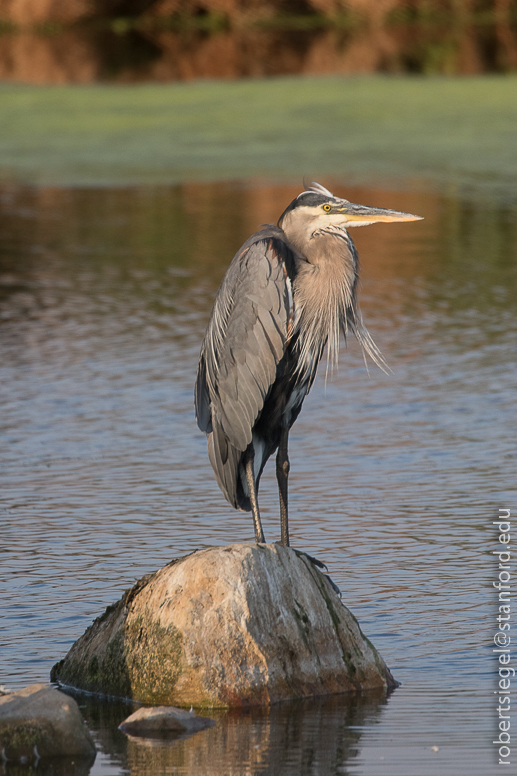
[
  {"left": 1, "top": 687, "right": 394, "bottom": 775},
  {"left": 3, "top": 758, "right": 93, "bottom": 776},
  {"left": 1, "top": 180, "right": 515, "bottom": 774},
  {"left": 71, "top": 691, "right": 390, "bottom": 776}
]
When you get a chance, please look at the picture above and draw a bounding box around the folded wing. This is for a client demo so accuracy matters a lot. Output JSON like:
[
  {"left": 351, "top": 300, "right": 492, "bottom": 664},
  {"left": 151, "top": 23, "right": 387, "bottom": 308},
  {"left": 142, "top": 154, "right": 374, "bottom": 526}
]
[{"left": 195, "top": 226, "right": 294, "bottom": 508}]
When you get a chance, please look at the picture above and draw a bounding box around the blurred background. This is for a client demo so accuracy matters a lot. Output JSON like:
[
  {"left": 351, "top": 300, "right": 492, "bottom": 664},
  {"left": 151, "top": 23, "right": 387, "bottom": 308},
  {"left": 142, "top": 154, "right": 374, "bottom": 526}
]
[
  {"left": 1, "top": 2, "right": 516, "bottom": 776},
  {"left": 0, "top": 0, "right": 516, "bottom": 82}
]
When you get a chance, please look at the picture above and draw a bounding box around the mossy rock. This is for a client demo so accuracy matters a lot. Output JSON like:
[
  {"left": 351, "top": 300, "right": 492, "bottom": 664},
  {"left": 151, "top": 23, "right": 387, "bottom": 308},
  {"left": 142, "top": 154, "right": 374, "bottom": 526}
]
[
  {"left": 52, "top": 543, "right": 396, "bottom": 707},
  {"left": 0, "top": 684, "right": 95, "bottom": 761}
]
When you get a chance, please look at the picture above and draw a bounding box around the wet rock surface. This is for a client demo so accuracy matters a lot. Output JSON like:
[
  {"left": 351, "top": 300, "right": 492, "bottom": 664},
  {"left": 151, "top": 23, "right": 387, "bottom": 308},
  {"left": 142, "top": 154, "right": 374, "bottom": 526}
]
[
  {"left": 119, "top": 705, "right": 215, "bottom": 737},
  {"left": 0, "top": 683, "right": 96, "bottom": 762},
  {"left": 51, "top": 543, "right": 396, "bottom": 708}
]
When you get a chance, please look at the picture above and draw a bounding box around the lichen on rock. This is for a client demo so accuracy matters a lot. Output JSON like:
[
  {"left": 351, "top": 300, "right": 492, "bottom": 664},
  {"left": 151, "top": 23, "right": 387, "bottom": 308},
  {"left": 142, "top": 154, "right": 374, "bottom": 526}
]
[{"left": 52, "top": 600, "right": 185, "bottom": 705}]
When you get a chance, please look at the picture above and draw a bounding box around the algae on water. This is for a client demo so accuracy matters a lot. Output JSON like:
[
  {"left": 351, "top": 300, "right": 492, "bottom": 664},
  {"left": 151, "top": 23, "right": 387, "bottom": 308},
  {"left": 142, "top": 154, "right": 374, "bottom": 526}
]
[{"left": 0, "top": 75, "right": 516, "bottom": 197}]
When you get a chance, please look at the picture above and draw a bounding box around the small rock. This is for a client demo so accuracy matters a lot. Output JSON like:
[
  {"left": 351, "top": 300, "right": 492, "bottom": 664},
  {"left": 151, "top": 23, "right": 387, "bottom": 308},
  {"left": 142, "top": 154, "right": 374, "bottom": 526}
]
[
  {"left": 119, "top": 706, "right": 215, "bottom": 736},
  {"left": 0, "top": 684, "right": 96, "bottom": 762}
]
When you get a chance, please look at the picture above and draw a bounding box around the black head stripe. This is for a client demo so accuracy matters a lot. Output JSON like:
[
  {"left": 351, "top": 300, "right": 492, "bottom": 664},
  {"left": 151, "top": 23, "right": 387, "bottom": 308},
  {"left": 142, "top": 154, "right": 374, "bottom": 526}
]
[
  {"left": 295, "top": 192, "right": 334, "bottom": 208},
  {"left": 279, "top": 192, "right": 336, "bottom": 223}
]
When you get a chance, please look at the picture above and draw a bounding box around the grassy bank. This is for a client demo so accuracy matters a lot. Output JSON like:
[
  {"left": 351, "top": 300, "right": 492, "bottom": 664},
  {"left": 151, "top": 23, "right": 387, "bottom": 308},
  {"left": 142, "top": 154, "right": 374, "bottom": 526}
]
[{"left": 0, "top": 75, "right": 516, "bottom": 195}]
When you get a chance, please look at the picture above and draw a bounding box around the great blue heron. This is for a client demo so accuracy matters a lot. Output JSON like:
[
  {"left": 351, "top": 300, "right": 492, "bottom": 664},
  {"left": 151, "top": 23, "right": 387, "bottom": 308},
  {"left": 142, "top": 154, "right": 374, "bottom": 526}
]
[{"left": 195, "top": 183, "right": 422, "bottom": 546}]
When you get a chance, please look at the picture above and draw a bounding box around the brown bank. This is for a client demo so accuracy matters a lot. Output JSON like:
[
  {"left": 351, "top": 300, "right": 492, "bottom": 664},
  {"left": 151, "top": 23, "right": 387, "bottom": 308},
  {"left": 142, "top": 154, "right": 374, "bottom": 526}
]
[{"left": 51, "top": 543, "right": 396, "bottom": 708}]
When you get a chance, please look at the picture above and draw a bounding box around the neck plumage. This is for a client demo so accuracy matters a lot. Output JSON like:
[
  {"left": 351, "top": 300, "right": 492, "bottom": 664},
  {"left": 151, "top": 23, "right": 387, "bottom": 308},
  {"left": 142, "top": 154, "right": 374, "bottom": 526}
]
[
  {"left": 289, "top": 229, "right": 359, "bottom": 381},
  {"left": 281, "top": 221, "right": 389, "bottom": 378}
]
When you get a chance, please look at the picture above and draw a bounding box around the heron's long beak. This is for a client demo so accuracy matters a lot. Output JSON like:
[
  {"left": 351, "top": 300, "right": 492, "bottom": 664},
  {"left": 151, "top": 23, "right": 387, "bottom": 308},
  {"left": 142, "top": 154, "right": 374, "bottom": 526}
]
[{"left": 337, "top": 202, "right": 423, "bottom": 227}]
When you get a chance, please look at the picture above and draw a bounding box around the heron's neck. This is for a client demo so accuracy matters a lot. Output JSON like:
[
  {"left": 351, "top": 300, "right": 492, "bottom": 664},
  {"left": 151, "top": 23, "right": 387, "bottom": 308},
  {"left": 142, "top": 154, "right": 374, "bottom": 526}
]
[
  {"left": 295, "top": 229, "right": 357, "bottom": 301},
  {"left": 290, "top": 230, "right": 359, "bottom": 377}
]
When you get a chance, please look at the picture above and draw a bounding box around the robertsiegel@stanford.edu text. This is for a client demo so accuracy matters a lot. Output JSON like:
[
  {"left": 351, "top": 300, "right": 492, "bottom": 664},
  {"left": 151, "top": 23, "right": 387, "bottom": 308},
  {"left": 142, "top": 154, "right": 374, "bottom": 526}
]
[{"left": 493, "top": 509, "right": 512, "bottom": 766}]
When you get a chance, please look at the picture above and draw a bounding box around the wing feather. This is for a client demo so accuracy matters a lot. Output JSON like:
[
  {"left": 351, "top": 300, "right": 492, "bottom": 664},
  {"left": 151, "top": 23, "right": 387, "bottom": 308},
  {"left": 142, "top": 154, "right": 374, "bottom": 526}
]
[{"left": 195, "top": 226, "right": 294, "bottom": 507}]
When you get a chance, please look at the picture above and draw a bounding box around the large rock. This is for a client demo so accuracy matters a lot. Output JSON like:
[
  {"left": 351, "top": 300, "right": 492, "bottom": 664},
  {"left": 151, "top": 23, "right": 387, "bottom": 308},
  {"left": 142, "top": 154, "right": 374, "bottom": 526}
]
[
  {"left": 0, "top": 684, "right": 96, "bottom": 762},
  {"left": 51, "top": 543, "right": 395, "bottom": 707}
]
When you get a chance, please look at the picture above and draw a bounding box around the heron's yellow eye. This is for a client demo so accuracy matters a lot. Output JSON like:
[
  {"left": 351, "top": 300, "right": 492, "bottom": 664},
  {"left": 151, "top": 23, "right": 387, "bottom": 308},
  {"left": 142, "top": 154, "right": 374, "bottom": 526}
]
[{"left": 323, "top": 204, "right": 331, "bottom": 212}]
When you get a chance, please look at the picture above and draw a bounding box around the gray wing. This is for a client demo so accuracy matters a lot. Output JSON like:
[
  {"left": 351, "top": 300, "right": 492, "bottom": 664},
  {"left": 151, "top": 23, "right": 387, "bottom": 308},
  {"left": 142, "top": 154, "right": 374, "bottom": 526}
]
[{"left": 195, "top": 226, "right": 294, "bottom": 508}]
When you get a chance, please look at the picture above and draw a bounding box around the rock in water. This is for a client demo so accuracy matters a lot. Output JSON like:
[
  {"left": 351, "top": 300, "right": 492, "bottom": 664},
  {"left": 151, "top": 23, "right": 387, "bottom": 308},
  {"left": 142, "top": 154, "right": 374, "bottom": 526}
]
[
  {"left": 119, "top": 706, "right": 216, "bottom": 736},
  {"left": 51, "top": 543, "right": 396, "bottom": 707},
  {"left": 0, "top": 684, "right": 96, "bottom": 761}
]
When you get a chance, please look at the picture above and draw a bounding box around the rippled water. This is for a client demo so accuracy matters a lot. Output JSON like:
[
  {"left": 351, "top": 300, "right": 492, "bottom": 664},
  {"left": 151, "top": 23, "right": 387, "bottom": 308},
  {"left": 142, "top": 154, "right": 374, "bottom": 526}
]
[{"left": 1, "top": 180, "right": 515, "bottom": 775}]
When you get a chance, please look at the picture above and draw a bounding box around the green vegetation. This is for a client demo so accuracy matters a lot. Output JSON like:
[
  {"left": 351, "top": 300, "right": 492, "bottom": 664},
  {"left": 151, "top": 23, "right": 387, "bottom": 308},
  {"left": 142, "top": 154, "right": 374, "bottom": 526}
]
[
  {"left": 0, "top": 75, "right": 516, "bottom": 195},
  {"left": 53, "top": 609, "right": 185, "bottom": 704}
]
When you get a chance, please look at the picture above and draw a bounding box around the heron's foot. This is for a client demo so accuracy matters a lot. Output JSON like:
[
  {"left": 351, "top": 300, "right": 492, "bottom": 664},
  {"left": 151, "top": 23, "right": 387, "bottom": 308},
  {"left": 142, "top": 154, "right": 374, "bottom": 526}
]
[
  {"left": 292, "top": 549, "right": 328, "bottom": 571},
  {"left": 287, "top": 548, "right": 341, "bottom": 596}
]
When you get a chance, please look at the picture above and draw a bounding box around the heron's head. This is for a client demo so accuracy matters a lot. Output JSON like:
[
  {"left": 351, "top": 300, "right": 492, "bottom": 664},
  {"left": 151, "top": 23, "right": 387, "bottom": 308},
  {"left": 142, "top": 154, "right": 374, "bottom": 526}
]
[{"left": 278, "top": 182, "right": 423, "bottom": 250}]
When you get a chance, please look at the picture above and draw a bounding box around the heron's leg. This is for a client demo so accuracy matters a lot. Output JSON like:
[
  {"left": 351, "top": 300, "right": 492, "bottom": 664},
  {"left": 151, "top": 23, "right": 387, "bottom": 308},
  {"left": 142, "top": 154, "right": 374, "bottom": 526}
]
[
  {"left": 276, "top": 427, "right": 290, "bottom": 546},
  {"left": 245, "top": 454, "right": 265, "bottom": 543}
]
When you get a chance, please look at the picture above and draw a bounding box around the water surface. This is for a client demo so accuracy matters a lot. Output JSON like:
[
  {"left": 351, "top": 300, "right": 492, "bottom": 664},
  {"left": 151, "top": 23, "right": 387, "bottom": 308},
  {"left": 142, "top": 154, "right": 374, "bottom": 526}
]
[{"left": 0, "top": 180, "right": 515, "bottom": 774}]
